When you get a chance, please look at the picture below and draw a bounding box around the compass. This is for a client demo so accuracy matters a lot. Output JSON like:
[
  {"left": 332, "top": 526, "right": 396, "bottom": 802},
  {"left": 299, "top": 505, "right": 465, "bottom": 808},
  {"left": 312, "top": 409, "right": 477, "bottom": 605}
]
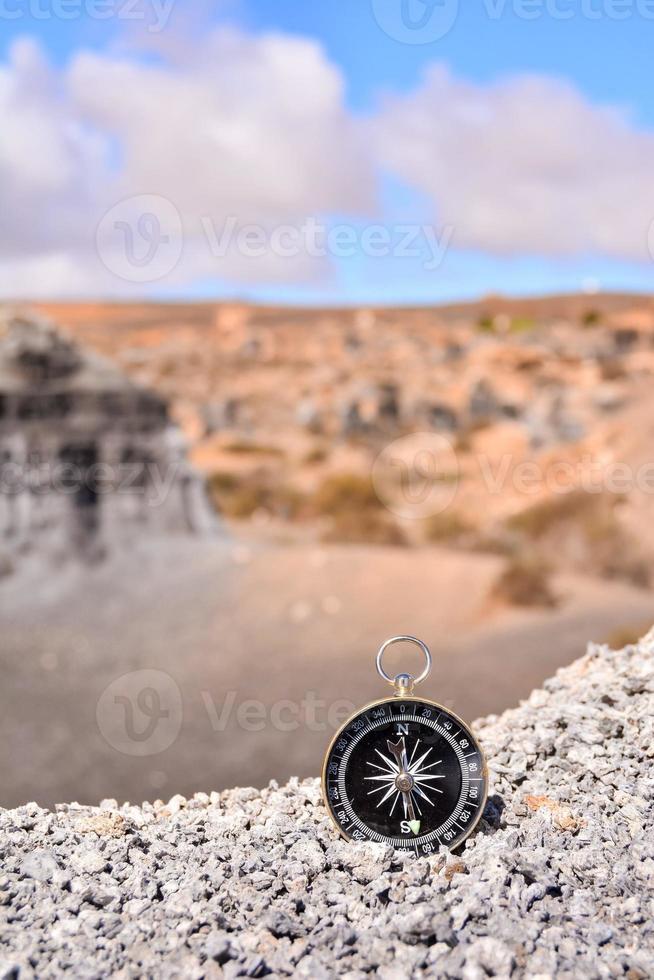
[{"left": 322, "top": 636, "right": 488, "bottom": 853}]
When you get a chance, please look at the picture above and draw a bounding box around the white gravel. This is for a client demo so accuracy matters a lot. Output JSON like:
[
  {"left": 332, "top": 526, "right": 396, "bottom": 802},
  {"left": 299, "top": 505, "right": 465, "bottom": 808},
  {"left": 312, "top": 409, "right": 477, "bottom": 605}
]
[{"left": 1, "top": 632, "right": 653, "bottom": 978}]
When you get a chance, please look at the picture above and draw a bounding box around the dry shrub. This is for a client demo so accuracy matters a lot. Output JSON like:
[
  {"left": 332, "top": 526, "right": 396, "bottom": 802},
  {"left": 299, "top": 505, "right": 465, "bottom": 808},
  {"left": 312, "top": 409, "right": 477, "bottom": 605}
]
[
  {"left": 424, "top": 512, "right": 513, "bottom": 556},
  {"left": 312, "top": 473, "right": 405, "bottom": 546},
  {"left": 209, "top": 472, "right": 238, "bottom": 494},
  {"left": 323, "top": 510, "right": 406, "bottom": 546},
  {"left": 505, "top": 491, "right": 650, "bottom": 588},
  {"left": 223, "top": 441, "right": 285, "bottom": 457},
  {"left": 510, "top": 317, "right": 535, "bottom": 333},
  {"left": 454, "top": 432, "right": 472, "bottom": 454},
  {"left": 304, "top": 447, "right": 328, "bottom": 465},
  {"left": 506, "top": 490, "right": 592, "bottom": 539},
  {"left": 312, "top": 473, "right": 380, "bottom": 516},
  {"left": 491, "top": 556, "right": 558, "bottom": 608},
  {"left": 596, "top": 552, "right": 650, "bottom": 589},
  {"left": 581, "top": 309, "right": 601, "bottom": 327},
  {"left": 208, "top": 471, "right": 303, "bottom": 520},
  {"left": 425, "top": 511, "right": 473, "bottom": 544},
  {"left": 599, "top": 359, "right": 627, "bottom": 381}
]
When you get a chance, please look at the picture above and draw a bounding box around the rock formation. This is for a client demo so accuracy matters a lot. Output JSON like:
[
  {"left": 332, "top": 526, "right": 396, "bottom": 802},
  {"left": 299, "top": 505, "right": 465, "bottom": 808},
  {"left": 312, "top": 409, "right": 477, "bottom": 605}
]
[
  {"left": 0, "top": 310, "right": 217, "bottom": 568},
  {"left": 0, "top": 632, "right": 651, "bottom": 977}
]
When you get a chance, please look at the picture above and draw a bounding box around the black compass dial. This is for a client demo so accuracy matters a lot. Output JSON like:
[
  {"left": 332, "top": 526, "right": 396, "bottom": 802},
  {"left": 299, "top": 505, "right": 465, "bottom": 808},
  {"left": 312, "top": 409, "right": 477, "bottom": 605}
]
[{"left": 323, "top": 698, "right": 487, "bottom": 853}]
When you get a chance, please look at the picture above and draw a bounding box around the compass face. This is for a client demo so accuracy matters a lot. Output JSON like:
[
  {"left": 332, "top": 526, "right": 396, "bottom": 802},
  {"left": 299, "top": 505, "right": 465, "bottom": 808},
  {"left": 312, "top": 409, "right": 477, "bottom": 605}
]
[{"left": 322, "top": 697, "right": 487, "bottom": 853}]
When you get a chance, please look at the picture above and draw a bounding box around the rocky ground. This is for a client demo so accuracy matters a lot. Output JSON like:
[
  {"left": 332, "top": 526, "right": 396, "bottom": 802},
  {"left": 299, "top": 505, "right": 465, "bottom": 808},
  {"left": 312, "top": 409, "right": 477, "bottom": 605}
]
[{"left": 1, "top": 632, "right": 652, "bottom": 978}]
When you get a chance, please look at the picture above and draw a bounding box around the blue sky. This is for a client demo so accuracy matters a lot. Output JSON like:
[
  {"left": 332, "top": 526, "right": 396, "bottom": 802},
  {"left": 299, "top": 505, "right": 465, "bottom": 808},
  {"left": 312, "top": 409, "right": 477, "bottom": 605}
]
[
  {"left": 2, "top": 0, "right": 654, "bottom": 304},
  {"left": 248, "top": 1, "right": 654, "bottom": 120},
  {"left": 10, "top": 0, "right": 654, "bottom": 117}
]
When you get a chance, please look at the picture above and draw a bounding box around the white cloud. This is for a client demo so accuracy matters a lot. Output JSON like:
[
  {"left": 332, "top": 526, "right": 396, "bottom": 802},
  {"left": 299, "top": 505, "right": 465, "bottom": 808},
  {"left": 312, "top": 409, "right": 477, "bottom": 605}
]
[
  {"left": 373, "top": 64, "right": 654, "bottom": 261},
  {"left": 0, "top": 31, "right": 374, "bottom": 296},
  {"left": 3, "top": 35, "right": 654, "bottom": 298},
  {"left": 0, "top": 39, "right": 109, "bottom": 257}
]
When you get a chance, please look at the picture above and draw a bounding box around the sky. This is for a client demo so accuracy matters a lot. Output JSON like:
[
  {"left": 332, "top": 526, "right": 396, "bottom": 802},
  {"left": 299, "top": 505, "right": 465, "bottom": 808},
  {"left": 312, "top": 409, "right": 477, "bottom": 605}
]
[{"left": 2, "top": 0, "right": 654, "bottom": 304}]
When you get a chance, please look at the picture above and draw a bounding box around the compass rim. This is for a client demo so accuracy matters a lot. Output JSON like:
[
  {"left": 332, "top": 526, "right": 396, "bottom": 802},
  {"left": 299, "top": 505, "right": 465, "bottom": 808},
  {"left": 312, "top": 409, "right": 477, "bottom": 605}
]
[{"left": 321, "top": 693, "right": 489, "bottom": 851}]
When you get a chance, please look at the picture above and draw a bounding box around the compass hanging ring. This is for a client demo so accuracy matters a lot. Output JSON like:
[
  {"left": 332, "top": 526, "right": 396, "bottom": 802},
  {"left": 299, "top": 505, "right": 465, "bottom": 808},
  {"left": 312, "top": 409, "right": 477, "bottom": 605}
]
[{"left": 375, "top": 635, "right": 432, "bottom": 696}]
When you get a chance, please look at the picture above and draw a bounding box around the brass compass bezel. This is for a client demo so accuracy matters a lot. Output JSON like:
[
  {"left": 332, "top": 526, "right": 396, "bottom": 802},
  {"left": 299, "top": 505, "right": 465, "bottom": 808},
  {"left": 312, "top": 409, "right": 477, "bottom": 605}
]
[{"left": 321, "top": 693, "right": 489, "bottom": 851}]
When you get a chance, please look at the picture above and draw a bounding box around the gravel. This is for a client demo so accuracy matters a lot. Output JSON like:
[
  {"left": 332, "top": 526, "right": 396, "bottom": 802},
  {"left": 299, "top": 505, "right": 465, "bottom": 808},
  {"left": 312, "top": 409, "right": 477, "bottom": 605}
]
[{"left": 1, "top": 632, "right": 653, "bottom": 978}]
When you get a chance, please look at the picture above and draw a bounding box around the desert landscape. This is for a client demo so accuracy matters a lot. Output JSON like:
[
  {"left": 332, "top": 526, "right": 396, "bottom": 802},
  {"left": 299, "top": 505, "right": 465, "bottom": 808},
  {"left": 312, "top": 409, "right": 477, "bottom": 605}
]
[
  {"left": 34, "top": 293, "right": 654, "bottom": 597},
  {"left": 2, "top": 294, "right": 654, "bottom": 808}
]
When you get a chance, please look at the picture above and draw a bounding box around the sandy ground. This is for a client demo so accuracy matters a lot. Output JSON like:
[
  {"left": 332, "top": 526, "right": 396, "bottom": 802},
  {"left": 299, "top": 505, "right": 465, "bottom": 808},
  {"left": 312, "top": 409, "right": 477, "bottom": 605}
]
[{"left": 2, "top": 533, "right": 653, "bottom": 809}]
